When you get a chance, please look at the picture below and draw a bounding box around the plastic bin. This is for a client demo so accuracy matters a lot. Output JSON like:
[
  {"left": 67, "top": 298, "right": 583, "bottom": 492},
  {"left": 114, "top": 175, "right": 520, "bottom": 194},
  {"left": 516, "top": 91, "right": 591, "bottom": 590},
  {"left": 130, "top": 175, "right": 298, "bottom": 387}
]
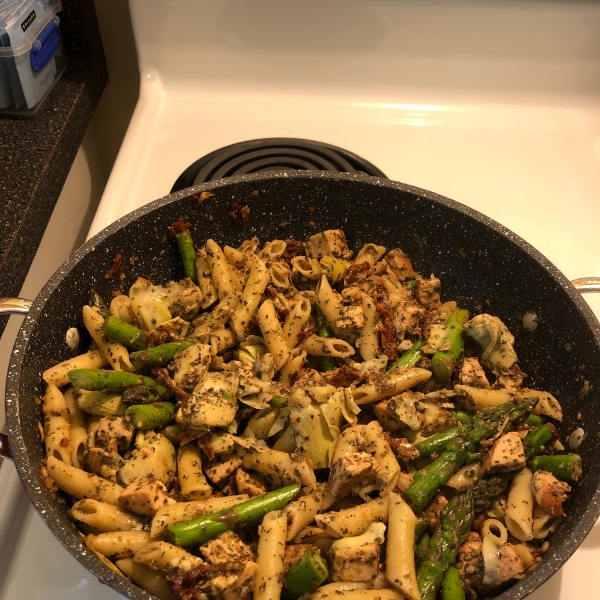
[{"left": 0, "top": 0, "right": 66, "bottom": 117}]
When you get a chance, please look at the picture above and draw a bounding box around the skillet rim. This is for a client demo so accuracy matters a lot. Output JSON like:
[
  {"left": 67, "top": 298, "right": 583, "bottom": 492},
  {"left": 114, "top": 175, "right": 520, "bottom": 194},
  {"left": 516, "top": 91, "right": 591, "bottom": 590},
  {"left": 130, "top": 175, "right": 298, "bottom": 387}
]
[{"left": 6, "top": 170, "right": 600, "bottom": 600}]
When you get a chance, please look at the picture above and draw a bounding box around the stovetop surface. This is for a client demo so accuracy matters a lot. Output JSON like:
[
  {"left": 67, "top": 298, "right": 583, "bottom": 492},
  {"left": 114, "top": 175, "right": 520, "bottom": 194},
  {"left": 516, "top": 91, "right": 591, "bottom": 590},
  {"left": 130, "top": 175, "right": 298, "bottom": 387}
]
[{"left": 3, "top": 1, "right": 600, "bottom": 598}]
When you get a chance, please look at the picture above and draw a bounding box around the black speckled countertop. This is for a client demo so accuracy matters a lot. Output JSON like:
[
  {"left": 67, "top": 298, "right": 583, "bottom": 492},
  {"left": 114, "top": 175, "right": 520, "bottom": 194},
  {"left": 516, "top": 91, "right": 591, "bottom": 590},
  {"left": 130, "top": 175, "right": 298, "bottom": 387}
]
[{"left": 0, "top": 0, "right": 107, "bottom": 337}]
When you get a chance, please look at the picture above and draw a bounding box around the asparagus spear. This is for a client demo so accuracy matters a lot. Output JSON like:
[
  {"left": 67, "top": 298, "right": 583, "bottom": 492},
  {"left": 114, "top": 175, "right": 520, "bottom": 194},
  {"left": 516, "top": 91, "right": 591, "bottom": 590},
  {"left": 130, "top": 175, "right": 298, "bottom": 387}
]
[
  {"left": 473, "top": 475, "right": 510, "bottom": 512},
  {"left": 125, "top": 402, "right": 175, "bottom": 429},
  {"left": 405, "top": 436, "right": 470, "bottom": 514},
  {"left": 405, "top": 400, "right": 533, "bottom": 514},
  {"left": 415, "top": 517, "right": 429, "bottom": 540},
  {"left": 431, "top": 309, "right": 470, "bottom": 383},
  {"left": 415, "top": 532, "right": 431, "bottom": 566},
  {"left": 387, "top": 340, "right": 423, "bottom": 372},
  {"left": 130, "top": 340, "right": 196, "bottom": 369},
  {"left": 415, "top": 426, "right": 468, "bottom": 459},
  {"left": 103, "top": 316, "right": 148, "bottom": 351},
  {"left": 523, "top": 424, "right": 553, "bottom": 461},
  {"left": 527, "top": 454, "right": 582, "bottom": 484},
  {"left": 453, "top": 410, "right": 472, "bottom": 425},
  {"left": 442, "top": 566, "right": 466, "bottom": 600},
  {"left": 68, "top": 369, "right": 159, "bottom": 394},
  {"left": 284, "top": 549, "right": 329, "bottom": 599},
  {"left": 122, "top": 384, "right": 171, "bottom": 404},
  {"left": 168, "top": 220, "right": 199, "bottom": 284},
  {"left": 525, "top": 414, "right": 545, "bottom": 427},
  {"left": 168, "top": 483, "right": 300, "bottom": 546},
  {"left": 89, "top": 289, "right": 110, "bottom": 318},
  {"left": 417, "top": 491, "right": 474, "bottom": 600}
]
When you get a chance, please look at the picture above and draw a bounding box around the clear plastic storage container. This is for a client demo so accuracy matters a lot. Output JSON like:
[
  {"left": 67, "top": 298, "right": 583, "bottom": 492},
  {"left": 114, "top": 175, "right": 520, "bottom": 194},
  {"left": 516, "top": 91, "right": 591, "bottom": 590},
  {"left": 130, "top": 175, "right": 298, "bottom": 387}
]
[{"left": 0, "top": 0, "right": 66, "bottom": 117}]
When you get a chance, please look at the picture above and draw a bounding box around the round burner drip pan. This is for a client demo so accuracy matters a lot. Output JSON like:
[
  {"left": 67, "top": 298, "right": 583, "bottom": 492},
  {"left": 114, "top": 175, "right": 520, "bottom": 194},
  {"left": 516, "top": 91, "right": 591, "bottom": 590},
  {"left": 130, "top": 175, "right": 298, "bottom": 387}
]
[{"left": 171, "top": 138, "right": 387, "bottom": 192}]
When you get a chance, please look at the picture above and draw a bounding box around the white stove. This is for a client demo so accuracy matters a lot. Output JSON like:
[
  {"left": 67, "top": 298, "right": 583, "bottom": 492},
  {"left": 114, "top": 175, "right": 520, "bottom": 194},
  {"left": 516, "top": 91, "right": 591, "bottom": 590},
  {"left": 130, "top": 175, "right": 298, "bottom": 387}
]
[{"left": 3, "top": 0, "right": 600, "bottom": 598}]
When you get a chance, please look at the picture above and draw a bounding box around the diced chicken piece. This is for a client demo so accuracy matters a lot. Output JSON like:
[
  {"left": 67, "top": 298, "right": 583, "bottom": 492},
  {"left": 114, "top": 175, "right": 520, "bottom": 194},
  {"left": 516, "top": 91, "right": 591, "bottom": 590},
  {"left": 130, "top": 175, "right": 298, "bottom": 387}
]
[
  {"left": 414, "top": 275, "right": 441, "bottom": 313},
  {"left": 458, "top": 532, "right": 485, "bottom": 598},
  {"left": 235, "top": 468, "right": 267, "bottom": 497},
  {"left": 96, "top": 416, "right": 133, "bottom": 453},
  {"left": 205, "top": 456, "right": 243, "bottom": 485},
  {"left": 419, "top": 401, "right": 458, "bottom": 435},
  {"left": 374, "top": 393, "right": 423, "bottom": 432},
  {"left": 384, "top": 435, "right": 420, "bottom": 463},
  {"left": 305, "top": 229, "right": 352, "bottom": 260},
  {"left": 204, "top": 561, "right": 257, "bottom": 600},
  {"left": 393, "top": 471, "right": 414, "bottom": 492},
  {"left": 118, "top": 478, "right": 175, "bottom": 516},
  {"left": 485, "top": 543, "right": 525, "bottom": 587},
  {"left": 200, "top": 531, "right": 256, "bottom": 566},
  {"left": 423, "top": 493, "right": 448, "bottom": 531},
  {"left": 328, "top": 452, "right": 380, "bottom": 497},
  {"left": 334, "top": 305, "right": 366, "bottom": 338},
  {"left": 392, "top": 298, "right": 425, "bottom": 337},
  {"left": 329, "top": 542, "right": 380, "bottom": 582},
  {"left": 460, "top": 358, "right": 491, "bottom": 389},
  {"left": 531, "top": 470, "right": 571, "bottom": 517},
  {"left": 384, "top": 248, "right": 415, "bottom": 281},
  {"left": 84, "top": 448, "right": 124, "bottom": 482},
  {"left": 480, "top": 432, "right": 525, "bottom": 475}
]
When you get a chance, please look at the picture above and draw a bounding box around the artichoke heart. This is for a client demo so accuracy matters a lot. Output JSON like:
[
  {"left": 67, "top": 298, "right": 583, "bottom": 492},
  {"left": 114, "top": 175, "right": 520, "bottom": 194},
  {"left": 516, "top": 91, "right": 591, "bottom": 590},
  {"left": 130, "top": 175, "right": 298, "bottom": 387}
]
[
  {"left": 464, "top": 314, "right": 518, "bottom": 375},
  {"left": 119, "top": 432, "right": 176, "bottom": 487},
  {"left": 176, "top": 371, "right": 239, "bottom": 428}
]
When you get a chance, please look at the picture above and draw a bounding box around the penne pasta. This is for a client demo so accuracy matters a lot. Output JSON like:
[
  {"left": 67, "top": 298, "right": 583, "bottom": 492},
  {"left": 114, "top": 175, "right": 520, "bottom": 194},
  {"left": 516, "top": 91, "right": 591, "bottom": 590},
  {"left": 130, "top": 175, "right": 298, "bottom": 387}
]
[
  {"left": 43, "top": 383, "right": 72, "bottom": 465},
  {"left": 116, "top": 558, "right": 177, "bottom": 600},
  {"left": 177, "top": 444, "right": 212, "bottom": 500},
  {"left": 47, "top": 455, "right": 125, "bottom": 508},
  {"left": 87, "top": 531, "right": 151, "bottom": 557},
  {"left": 352, "top": 368, "right": 431, "bottom": 405},
  {"left": 386, "top": 492, "right": 419, "bottom": 600},
  {"left": 505, "top": 467, "right": 535, "bottom": 541},
  {"left": 42, "top": 349, "right": 108, "bottom": 387},
  {"left": 71, "top": 499, "right": 144, "bottom": 532},
  {"left": 82, "top": 305, "right": 134, "bottom": 372},
  {"left": 63, "top": 386, "right": 88, "bottom": 468},
  {"left": 301, "top": 334, "right": 355, "bottom": 358},
  {"left": 254, "top": 510, "right": 287, "bottom": 600},
  {"left": 230, "top": 254, "right": 270, "bottom": 339},
  {"left": 315, "top": 496, "right": 389, "bottom": 538},
  {"left": 256, "top": 300, "right": 291, "bottom": 371}
]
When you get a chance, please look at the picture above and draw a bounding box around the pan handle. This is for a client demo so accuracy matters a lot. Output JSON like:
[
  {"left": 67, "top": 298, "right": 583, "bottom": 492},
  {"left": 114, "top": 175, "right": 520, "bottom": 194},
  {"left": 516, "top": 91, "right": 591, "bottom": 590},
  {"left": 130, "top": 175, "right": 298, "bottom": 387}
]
[
  {"left": 572, "top": 278, "right": 600, "bottom": 294},
  {"left": 0, "top": 297, "right": 33, "bottom": 315},
  {"left": 0, "top": 298, "right": 31, "bottom": 461}
]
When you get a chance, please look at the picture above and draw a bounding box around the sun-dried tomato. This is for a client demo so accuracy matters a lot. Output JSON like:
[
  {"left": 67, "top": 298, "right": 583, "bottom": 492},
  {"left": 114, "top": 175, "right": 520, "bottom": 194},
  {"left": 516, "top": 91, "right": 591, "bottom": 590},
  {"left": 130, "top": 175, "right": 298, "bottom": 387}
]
[
  {"left": 147, "top": 330, "right": 171, "bottom": 347},
  {"left": 323, "top": 365, "right": 362, "bottom": 388},
  {"left": 229, "top": 200, "right": 251, "bottom": 223},
  {"left": 341, "top": 260, "right": 371, "bottom": 288},
  {"left": 281, "top": 239, "right": 305, "bottom": 263},
  {"left": 105, "top": 253, "right": 124, "bottom": 279},
  {"left": 373, "top": 283, "right": 398, "bottom": 363},
  {"left": 167, "top": 217, "right": 192, "bottom": 236}
]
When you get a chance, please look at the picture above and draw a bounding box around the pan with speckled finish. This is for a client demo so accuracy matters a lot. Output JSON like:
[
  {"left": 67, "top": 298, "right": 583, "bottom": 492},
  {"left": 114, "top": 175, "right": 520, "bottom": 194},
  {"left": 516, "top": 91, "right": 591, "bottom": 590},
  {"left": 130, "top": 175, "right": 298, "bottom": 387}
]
[{"left": 6, "top": 171, "right": 600, "bottom": 600}]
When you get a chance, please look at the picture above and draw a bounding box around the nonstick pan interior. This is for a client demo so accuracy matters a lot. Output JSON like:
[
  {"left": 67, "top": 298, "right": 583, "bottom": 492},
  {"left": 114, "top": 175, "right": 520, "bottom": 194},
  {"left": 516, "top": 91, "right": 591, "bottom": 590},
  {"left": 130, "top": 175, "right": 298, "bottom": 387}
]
[{"left": 6, "top": 171, "right": 600, "bottom": 600}]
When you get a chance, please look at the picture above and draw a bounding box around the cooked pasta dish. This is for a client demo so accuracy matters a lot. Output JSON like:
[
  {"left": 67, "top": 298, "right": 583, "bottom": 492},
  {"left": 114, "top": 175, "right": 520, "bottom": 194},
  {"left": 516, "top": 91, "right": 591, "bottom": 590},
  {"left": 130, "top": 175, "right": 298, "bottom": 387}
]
[{"left": 39, "top": 226, "right": 580, "bottom": 600}]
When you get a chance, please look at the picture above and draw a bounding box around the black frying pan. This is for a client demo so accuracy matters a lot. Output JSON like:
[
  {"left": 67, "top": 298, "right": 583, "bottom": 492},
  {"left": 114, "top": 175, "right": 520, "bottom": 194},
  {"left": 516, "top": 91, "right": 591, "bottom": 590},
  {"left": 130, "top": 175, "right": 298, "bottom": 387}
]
[{"left": 4, "top": 171, "right": 600, "bottom": 600}]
